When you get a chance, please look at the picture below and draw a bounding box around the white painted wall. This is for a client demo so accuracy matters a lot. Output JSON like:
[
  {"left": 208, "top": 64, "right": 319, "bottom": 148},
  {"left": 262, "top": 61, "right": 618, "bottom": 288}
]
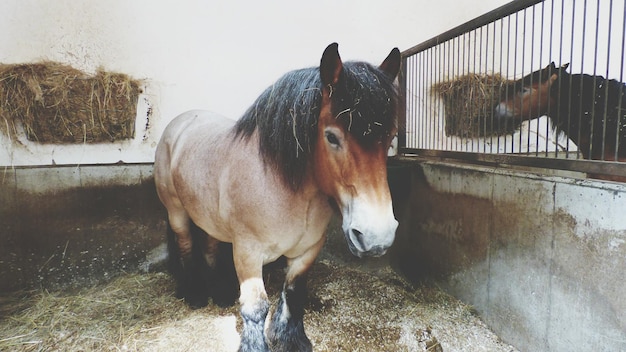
[{"left": 0, "top": 0, "right": 510, "bottom": 166}]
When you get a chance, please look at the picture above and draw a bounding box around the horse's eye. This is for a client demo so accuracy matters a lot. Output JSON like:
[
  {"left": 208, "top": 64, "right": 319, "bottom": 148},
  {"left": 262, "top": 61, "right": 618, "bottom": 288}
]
[
  {"left": 521, "top": 87, "right": 531, "bottom": 95},
  {"left": 326, "top": 131, "right": 340, "bottom": 147}
]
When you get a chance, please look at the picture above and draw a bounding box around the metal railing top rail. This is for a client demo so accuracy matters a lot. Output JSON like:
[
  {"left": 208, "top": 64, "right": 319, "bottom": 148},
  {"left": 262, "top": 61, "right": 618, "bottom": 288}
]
[{"left": 401, "top": 0, "right": 543, "bottom": 57}]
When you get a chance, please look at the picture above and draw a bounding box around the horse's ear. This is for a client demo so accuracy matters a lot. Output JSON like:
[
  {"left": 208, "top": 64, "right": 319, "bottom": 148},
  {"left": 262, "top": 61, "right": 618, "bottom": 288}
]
[
  {"left": 547, "top": 63, "right": 569, "bottom": 86},
  {"left": 379, "top": 48, "right": 401, "bottom": 79},
  {"left": 320, "top": 43, "right": 343, "bottom": 86},
  {"left": 541, "top": 62, "right": 557, "bottom": 81}
]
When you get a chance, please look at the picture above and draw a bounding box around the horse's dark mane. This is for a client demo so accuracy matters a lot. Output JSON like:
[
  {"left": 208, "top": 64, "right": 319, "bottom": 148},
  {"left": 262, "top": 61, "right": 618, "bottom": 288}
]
[{"left": 234, "top": 61, "right": 399, "bottom": 190}]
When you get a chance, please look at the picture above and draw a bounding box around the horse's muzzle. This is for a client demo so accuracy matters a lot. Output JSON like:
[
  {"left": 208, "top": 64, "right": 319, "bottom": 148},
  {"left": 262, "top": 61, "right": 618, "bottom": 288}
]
[
  {"left": 494, "top": 102, "right": 514, "bottom": 119},
  {"left": 345, "top": 223, "right": 397, "bottom": 258}
]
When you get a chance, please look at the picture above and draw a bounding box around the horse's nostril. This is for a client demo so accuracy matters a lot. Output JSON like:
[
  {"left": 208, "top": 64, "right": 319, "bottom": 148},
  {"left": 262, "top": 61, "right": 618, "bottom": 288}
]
[{"left": 350, "top": 228, "right": 366, "bottom": 251}]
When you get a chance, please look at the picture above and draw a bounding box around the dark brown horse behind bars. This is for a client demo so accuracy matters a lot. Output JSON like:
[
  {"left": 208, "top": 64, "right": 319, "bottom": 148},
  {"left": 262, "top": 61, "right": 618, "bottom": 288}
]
[
  {"left": 154, "top": 43, "right": 401, "bottom": 351},
  {"left": 494, "top": 62, "right": 626, "bottom": 165}
]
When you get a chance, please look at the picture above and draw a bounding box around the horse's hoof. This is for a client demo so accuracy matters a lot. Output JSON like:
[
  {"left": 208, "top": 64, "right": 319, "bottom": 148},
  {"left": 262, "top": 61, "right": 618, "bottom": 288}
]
[
  {"left": 184, "top": 294, "right": 209, "bottom": 309},
  {"left": 267, "top": 327, "right": 312, "bottom": 352},
  {"left": 212, "top": 294, "right": 237, "bottom": 308},
  {"left": 177, "top": 286, "right": 209, "bottom": 309},
  {"left": 268, "top": 338, "right": 312, "bottom": 352}
]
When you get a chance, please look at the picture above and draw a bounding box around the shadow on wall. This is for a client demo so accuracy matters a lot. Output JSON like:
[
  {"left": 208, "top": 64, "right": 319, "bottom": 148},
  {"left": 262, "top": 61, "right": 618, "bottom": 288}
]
[{"left": 387, "top": 160, "right": 495, "bottom": 281}]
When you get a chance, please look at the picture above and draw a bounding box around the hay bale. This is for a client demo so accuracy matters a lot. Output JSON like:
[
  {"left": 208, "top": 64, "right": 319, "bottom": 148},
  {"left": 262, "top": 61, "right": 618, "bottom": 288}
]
[
  {"left": 0, "top": 62, "right": 141, "bottom": 143},
  {"left": 432, "top": 73, "right": 519, "bottom": 138}
]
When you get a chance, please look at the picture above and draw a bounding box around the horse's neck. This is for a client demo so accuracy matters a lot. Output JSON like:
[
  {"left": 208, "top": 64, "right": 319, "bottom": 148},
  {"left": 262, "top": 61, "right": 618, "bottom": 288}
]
[
  {"left": 550, "top": 73, "right": 582, "bottom": 140},
  {"left": 550, "top": 73, "right": 621, "bottom": 152}
]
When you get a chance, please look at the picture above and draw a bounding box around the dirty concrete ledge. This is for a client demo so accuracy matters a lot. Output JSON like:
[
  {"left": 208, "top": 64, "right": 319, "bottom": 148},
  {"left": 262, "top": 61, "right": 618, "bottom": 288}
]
[{"left": 0, "top": 163, "right": 167, "bottom": 293}]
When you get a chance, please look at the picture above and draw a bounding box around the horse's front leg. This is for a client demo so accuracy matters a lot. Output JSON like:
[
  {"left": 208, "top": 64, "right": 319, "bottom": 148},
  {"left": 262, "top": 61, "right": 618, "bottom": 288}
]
[
  {"left": 234, "top": 244, "right": 270, "bottom": 352},
  {"left": 267, "top": 237, "right": 325, "bottom": 352}
]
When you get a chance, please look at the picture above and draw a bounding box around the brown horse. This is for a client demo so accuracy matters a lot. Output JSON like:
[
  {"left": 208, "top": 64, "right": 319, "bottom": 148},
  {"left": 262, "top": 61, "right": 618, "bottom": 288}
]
[
  {"left": 494, "top": 62, "right": 626, "bottom": 163},
  {"left": 154, "top": 43, "right": 401, "bottom": 351}
]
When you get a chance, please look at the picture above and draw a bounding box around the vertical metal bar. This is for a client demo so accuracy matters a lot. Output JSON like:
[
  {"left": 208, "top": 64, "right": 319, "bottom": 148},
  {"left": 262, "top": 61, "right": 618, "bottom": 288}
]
[
  {"left": 423, "top": 51, "right": 428, "bottom": 149},
  {"left": 479, "top": 26, "right": 486, "bottom": 148},
  {"left": 455, "top": 35, "right": 461, "bottom": 150},
  {"left": 399, "top": 55, "right": 408, "bottom": 150},
  {"left": 439, "top": 42, "right": 445, "bottom": 150},
  {"left": 411, "top": 54, "right": 419, "bottom": 147},
  {"left": 508, "top": 14, "right": 514, "bottom": 153},
  {"left": 446, "top": 39, "right": 452, "bottom": 151},
  {"left": 415, "top": 53, "right": 421, "bottom": 149},
  {"left": 403, "top": 55, "right": 409, "bottom": 150},
  {"left": 490, "top": 20, "right": 498, "bottom": 154},
  {"left": 566, "top": 0, "right": 576, "bottom": 159},
  {"left": 470, "top": 28, "right": 475, "bottom": 152},
  {"left": 450, "top": 35, "right": 455, "bottom": 150},
  {"left": 578, "top": 0, "right": 588, "bottom": 159},
  {"left": 557, "top": 0, "right": 567, "bottom": 158},
  {"left": 530, "top": 3, "right": 539, "bottom": 156},
  {"left": 411, "top": 54, "right": 419, "bottom": 148},
  {"left": 436, "top": 44, "right": 441, "bottom": 150},
  {"left": 519, "top": 9, "right": 527, "bottom": 154},
  {"left": 419, "top": 51, "right": 426, "bottom": 149},
  {"left": 602, "top": 0, "right": 614, "bottom": 160},
  {"left": 406, "top": 54, "right": 412, "bottom": 150},
  {"left": 426, "top": 48, "right": 430, "bottom": 150},
  {"left": 409, "top": 54, "right": 414, "bottom": 150},
  {"left": 590, "top": 0, "right": 601, "bottom": 159},
  {"left": 410, "top": 54, "right": 416, "bottom": 149},
  {"left": 498, "top": 17, "right": 505, "bottom": 153},
  {"left": 548, "top": 0, "right": 557, "bottom": 157},
  {"left": 459, "top": 33, "right": 464, "bottom": 151},
  {"left": 537, "top": 2, "right": 550, "bottom": 157},
  {"left": 423, "top": 50, "right": 429, "bottom": 149},
  {"left": 424, "top": 47, "right": 435, "bottom": 149},
  {"left": 411, "top": 54, "right": 415, "bottom": 151},
  {"left": 616, "top": 0, "right": 626, "bottom": 160}
]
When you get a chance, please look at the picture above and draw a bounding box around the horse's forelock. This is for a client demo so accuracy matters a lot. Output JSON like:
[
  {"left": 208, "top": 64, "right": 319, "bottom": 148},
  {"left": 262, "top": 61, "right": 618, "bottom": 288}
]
[{"left": 332, "top": 62, "right": 399, "bottom": 146}]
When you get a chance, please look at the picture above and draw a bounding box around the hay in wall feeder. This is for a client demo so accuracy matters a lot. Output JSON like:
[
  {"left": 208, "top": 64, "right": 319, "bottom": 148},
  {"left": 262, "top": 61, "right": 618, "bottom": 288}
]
[
  {"left": 432, "top": 73, "right": 519, "bottom": 138},
  {"left": 0, "top": 62, "right": 141, "bottom": 143}
]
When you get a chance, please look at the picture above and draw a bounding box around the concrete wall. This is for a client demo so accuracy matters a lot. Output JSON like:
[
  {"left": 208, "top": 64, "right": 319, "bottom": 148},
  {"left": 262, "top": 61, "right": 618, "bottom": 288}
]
[
  {"left": 0, "top": 164, "right": 166, "bottom": 292},
  {"left": 2, "top": 157, "right": 625, "bottom": 352},
  {"left": 390, "top": 158, "right": 626, "bottom": 352}
]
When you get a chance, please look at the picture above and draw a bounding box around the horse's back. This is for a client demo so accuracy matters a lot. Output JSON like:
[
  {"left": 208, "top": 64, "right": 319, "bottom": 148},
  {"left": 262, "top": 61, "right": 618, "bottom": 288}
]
[
  {"left": 157, "top": 110, "right": 235, "bottom": 161},
  {"left": 154, "top": 110, "right": 236, "bottom": 214},
  {"left": 158, "top": 110, "right": 235, "bottom": 148}
]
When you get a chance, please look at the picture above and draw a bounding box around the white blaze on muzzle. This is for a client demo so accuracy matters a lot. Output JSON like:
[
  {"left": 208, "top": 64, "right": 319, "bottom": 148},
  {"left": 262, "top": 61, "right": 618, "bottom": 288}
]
[{"left": 340, "top": 194, "right": 398, "bottom": 258}]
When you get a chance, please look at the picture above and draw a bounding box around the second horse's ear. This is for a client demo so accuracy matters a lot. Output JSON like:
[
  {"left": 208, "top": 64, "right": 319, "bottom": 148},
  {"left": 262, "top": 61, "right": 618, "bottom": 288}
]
[
  {"left": 379, "top": 48, "right": 401, "bottom": 79},
  {"left": 320, "top": 43, "right": 343, "bottom": 86},
  {"left": 560, "top": 63, "right": 570, "bottom": 70},
  {"left": 543, "top": 62, "right": 558, "bottom": 79}
]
